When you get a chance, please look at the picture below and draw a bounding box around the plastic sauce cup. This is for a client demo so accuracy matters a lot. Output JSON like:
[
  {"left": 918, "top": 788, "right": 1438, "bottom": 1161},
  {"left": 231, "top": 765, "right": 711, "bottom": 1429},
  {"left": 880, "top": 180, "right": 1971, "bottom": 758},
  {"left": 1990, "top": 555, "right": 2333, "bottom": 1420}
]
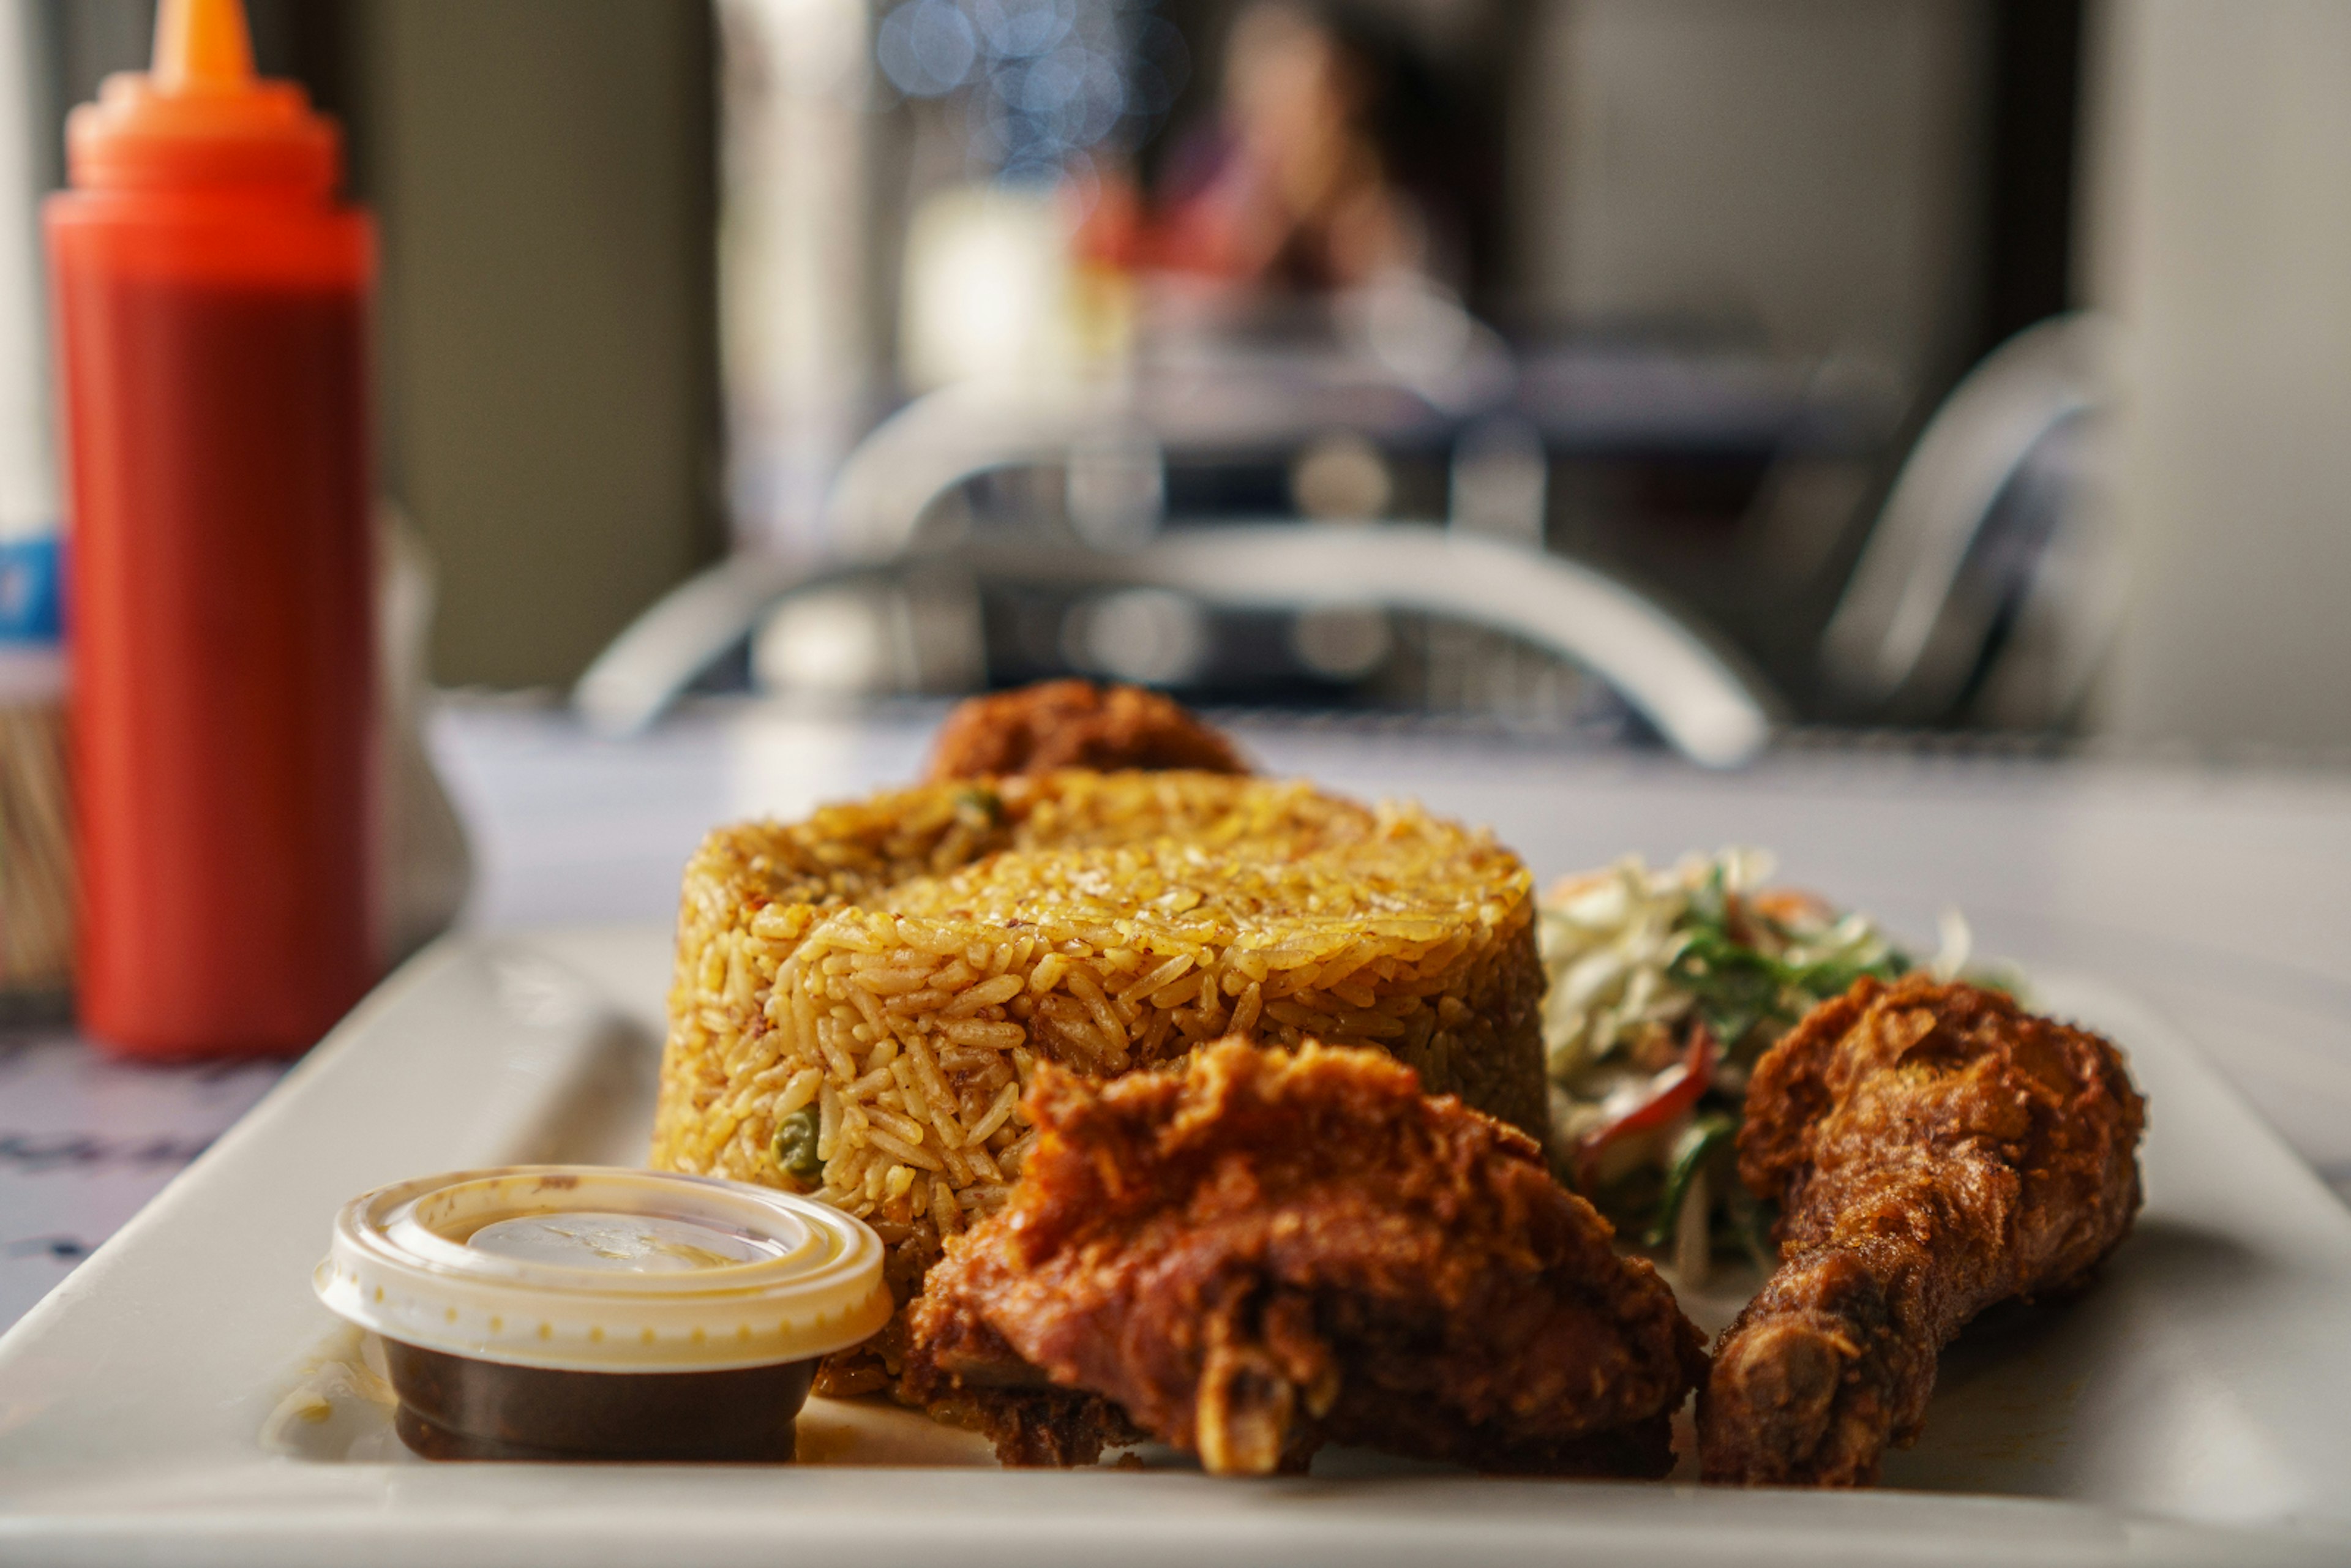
[{"left": 315, "top": 1166, "right": 890, "bottom": 1461}]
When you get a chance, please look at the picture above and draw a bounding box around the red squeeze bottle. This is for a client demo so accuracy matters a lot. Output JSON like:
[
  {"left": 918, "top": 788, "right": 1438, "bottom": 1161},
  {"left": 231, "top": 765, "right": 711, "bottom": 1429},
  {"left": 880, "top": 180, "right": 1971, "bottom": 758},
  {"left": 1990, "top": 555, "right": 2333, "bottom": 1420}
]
[{"left": 47, "top": 0, "right": 378, "bottom": 1057}]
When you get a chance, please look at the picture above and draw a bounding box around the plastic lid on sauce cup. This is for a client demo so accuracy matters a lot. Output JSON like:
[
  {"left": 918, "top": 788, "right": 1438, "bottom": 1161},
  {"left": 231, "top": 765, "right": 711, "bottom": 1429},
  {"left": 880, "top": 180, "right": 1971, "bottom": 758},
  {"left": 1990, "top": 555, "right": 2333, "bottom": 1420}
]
[{"left": 315, "top": 1166, "right": 890, "bottom": 1373}]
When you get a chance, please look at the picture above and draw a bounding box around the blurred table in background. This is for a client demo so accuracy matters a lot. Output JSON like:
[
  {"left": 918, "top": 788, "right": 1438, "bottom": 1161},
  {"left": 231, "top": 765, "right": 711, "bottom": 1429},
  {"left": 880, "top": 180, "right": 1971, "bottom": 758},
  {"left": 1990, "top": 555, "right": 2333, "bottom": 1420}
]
[{"left": 9, "top": 696, "right": 2350, "bottom": 1334}]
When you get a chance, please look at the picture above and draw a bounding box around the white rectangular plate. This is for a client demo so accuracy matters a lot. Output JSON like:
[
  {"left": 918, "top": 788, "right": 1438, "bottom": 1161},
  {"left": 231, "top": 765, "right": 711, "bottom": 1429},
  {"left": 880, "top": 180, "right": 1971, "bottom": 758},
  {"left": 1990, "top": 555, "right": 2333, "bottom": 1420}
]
[{"left": 4, "top": 925, "right": 2349, "bottom": 1566}]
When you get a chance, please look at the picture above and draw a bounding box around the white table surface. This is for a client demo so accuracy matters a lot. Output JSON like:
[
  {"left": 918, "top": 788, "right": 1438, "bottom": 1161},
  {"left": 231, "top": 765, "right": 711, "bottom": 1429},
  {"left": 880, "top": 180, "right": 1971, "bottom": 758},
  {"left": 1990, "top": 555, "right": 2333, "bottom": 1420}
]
[{"left": 6, "top": 696, "right": 2349, "bottom": 1334}]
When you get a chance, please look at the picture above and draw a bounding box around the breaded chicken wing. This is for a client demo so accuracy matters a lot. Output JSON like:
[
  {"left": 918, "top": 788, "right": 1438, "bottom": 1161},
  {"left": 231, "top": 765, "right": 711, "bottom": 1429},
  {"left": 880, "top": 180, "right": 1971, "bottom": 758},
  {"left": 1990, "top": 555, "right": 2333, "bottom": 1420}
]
[
  {"left": 906, "top": 1038, "right": 1708, "bottom": 1475},
  {"left": 1700, "top": 977, "right": 2145, "bottom": 1487},
  {"left": 926, "top": 680, "right": 1248, "bottom": 781}
]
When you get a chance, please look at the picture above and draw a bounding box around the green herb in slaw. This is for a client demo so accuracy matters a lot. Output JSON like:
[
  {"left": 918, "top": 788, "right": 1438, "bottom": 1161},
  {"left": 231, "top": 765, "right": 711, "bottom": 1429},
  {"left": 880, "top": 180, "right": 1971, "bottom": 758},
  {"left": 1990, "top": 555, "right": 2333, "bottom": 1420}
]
[{"left": 1538, "top": 849, "right": 1968, "bottom": 1283}]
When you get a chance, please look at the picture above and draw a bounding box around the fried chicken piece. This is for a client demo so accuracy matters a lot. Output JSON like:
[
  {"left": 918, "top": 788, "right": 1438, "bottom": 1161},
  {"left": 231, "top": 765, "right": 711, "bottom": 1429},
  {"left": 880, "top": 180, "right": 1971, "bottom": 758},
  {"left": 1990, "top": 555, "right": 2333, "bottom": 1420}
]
[
  {"left": 926, "top": 680, "right": 1248, "bottom": 781},
  {"left": 906, "top": 1038, "right": 1708, "bottom": 1476},
  {"left": 1700, "top": 977, "right": 2145, "bottom": 1487}
]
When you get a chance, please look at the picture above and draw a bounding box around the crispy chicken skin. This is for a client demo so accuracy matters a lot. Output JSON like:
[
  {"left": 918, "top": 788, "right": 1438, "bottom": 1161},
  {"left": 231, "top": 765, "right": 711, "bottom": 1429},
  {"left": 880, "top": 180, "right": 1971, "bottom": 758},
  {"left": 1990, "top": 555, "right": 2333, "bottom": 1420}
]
[
  {"left": 906, "top": 1038, "right": 1708, "bottom": 1475},
  {"left": 1701, "top": 977, "right": 2145, "bottom": 1487},
  {"left": 926, "top": 680, "right": 1248, "bottom": 781}
]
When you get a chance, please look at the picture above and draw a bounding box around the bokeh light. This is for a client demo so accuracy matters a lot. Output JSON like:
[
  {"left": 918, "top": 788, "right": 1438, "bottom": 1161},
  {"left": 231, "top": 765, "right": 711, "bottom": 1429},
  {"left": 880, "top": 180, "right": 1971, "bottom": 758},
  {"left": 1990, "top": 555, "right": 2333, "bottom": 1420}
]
[{"left": 878, "top": 0, "right": 1188, "bottom": 186}]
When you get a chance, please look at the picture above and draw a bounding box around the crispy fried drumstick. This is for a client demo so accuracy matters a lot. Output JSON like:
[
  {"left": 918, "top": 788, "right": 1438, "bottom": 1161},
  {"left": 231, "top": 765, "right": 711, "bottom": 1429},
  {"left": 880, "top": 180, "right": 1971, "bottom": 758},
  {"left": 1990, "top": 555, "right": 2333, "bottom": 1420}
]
[
  {"left": 926, "top": 680, "right": 1248, "bottom": 781},
  {"left": 1701, "top": 977, "right": 2145, "bottom": 1487},
  {"left": 906, "top": 1038, "right": 1708, "bottom": 1476}
]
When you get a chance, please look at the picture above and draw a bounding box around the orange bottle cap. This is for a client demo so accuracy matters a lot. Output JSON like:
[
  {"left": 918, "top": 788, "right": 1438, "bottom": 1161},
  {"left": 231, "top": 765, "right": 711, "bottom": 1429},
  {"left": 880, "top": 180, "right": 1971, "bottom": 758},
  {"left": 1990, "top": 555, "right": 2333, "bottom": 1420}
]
[{"left": 66, "top": 0, "right": 339, "bottom": 194}]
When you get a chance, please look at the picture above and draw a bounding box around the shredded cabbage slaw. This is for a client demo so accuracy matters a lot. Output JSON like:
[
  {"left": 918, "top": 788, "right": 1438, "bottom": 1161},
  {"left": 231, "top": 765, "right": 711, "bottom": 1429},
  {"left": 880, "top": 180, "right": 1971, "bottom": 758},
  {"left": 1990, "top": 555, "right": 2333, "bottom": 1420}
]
[{"left": 1537, "top": 849, "right": 1968, "bottom": 1285}]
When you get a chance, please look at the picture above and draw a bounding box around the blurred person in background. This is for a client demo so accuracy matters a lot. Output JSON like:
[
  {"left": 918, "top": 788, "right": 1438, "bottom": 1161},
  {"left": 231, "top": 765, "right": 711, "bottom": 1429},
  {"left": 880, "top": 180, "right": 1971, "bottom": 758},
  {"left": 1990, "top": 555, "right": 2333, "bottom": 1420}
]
[{"left": 1086, "top": 1, "right": 1472, "bottom": 299}]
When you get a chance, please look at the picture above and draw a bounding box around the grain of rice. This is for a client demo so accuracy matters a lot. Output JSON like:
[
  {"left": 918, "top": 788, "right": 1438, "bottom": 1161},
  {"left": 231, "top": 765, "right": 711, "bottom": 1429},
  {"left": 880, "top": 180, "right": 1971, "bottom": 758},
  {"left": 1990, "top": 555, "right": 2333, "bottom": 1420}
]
[
  {"left": 817, "top": 1081, "right": 840, "bottom": 1160},
  {"left": 1135, "top": 1007, "right": 1177, "bottom": 1061},
  {"left": 905, "top": 1034, "right": 955, "bottom": 1118},
  {"left": 1118, "top": 953, "right": 1195, "bottom": 1006},
  {"left": 773, "top": 1067, "right": 823, "bottom": 1117},
  {"left": 904, "top": 926, "right": 970, "bottom": 956},
  {"left": 888, "top": 1056, "right": 928, "bottom": 1119},
  {"left": 930, "top": 1177, "right": 963, "bottom": 1236},
  {"left": 942, "top": 973, "right": 1025, "bottom": 1017},
  {"left": 940, "top": 1018, "right": 1024, "bottom": 1049},
  {"left": 962, "top": 1142, "right": 1003, "bottom": 1184},
  {"left": 868, "top": 1127, "right": 942, "bottom": 1172},
  {"left": 844, "top": 983, "right": 888, "bottom": 1034},
  {"left": 1229, "top": 980, "right": 1264, "bottom": 1040},
  {"left": 854, "top": 967, "right": 933, "bottom": 996},
  {"left": 1062, "top": 966, "right": 1127, "bottom": 1054},
  {"left": 931, "top": 1125, "right": 973, "bottom": 1184},
  {"left": 1149, "top": 970, "right": 1204, "bottom": 1010},
  {"left": 864, "top": 1104, "right": 929, "bottom": 1146},
  {"left": 967, "top": 1079, "right": 1022, "bottom": 1144},
  {"left": 819, "top": 1034, "right": 857, "bottom": 1084},
  {"left": 918, "top": 1085, "right": 964, "bottom": 1147},
  {"left": 881, "top": 988, "right": 949, "bottom": 1015}
]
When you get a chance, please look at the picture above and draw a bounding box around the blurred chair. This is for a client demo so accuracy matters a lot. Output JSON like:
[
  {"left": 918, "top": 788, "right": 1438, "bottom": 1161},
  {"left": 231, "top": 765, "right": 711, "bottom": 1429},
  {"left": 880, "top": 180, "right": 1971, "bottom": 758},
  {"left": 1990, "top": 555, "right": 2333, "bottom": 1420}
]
[
  {"left": 574, "top": 294, "right": 1781, "bottom": 769},
  {"left": 1818, "top": 314, "right": 2124, "bottom": 730},
  {"left": 575, "top": 520, "right": 1778, "bottom": 769}
]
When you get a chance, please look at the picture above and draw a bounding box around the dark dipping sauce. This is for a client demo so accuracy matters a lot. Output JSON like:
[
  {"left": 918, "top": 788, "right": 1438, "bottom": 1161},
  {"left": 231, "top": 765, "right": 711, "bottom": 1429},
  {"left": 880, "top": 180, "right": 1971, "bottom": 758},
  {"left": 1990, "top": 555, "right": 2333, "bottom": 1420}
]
[
  {"left": 382, "top": 1338, "right": 816, "bottom": 1463},
  {"left": 320, "top": 1167, "right": 889, "bottom": 1465}
]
